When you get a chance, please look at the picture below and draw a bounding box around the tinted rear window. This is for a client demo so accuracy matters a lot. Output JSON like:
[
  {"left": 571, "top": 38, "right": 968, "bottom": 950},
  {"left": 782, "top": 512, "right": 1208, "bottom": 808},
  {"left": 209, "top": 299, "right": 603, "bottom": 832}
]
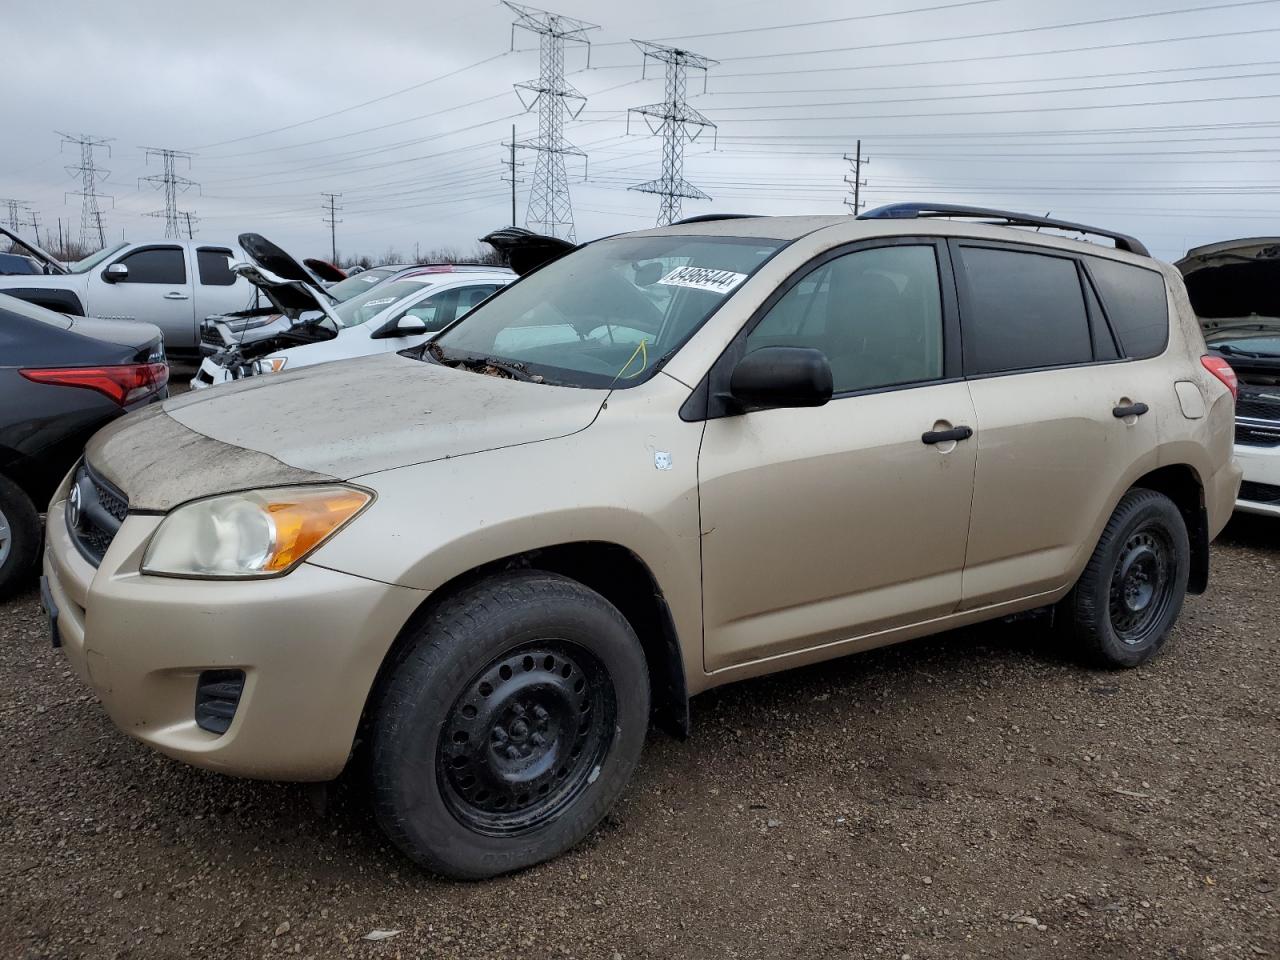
[
  {"left": 197, "top": 248, "right": 237, "bottom": 286},
  {"left": 958, "top": 245, "right": 1092, "bottom": 375},
  {"left": 1086, "top": 257, "right": 1169, "bottom": 359}
]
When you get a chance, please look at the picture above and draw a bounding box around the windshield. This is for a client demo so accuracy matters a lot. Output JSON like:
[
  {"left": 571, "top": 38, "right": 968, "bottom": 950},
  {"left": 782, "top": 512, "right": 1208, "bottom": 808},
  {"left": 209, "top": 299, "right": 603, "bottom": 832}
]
[
  {"left": 326, "top": 266, "right": 399, "bottom": 302},
  {"left": 69, "top": 242, "right": 129, "bottom": 274},
  {"left": 332, "top": 277, "right": 435, "bottom": 328},
  {"left": 431, "top": 235, "right": 784, "bottom": 388}
]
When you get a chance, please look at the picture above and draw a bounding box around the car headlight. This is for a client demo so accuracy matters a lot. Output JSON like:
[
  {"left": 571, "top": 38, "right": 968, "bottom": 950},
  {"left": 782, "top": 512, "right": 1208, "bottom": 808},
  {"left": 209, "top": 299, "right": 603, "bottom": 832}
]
[
  {"left": 253, "top": 356, "right": 287, "bottom": 374},
  {"left": 141, "top": 485, "right": 371, "bottom": 578}
]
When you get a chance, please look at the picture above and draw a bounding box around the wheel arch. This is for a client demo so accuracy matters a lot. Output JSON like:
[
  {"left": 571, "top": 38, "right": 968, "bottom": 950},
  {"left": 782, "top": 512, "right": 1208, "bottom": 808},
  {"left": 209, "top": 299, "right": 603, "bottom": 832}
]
[
  {"left": 1130, "top": 463, "right": 1209, "bottom": 594},
  {"left": 364, "top": 540, "right": 691, "bottom": 743}
]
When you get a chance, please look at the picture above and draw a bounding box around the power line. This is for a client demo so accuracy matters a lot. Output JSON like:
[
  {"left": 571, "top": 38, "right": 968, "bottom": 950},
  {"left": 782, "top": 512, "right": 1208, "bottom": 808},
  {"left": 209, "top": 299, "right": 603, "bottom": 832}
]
[
  {"left": 139, "top": 147, "right": 198, "bottom": 238},
  {"left": 58, "top": 131, "right": 113, "bottom": 250},
  {"left": 0, "top": 198, "right": 32, "bottom": 232},
  {"left": 505, "top": 1, "right": 599, "bottom": 241},
  {"left": 627, "top": 41, "right": 717, "bottom": 226}
]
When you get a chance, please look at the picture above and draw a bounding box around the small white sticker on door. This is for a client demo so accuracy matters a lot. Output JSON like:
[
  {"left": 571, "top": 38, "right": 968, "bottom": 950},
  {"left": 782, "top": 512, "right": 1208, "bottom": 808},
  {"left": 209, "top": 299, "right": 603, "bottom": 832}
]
[{"left": 656, "top": 266, "right": 748, "bottom": 295}]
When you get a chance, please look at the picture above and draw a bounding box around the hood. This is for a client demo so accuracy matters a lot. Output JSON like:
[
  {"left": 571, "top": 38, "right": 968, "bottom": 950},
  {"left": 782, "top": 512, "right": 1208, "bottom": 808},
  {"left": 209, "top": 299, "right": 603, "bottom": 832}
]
[
  {"left": 481, "top": 226, "right": 577, "bottom": 276},
  {"left": 303, "top": 258, "right": 347, "bottom": 282},
  {"left": 0, "top": 225, "right": 67, "bottom": 274},
  {"left": 1176, "top": 237, "right": 1280, "bottom": 328},
  {"left": 86, "top": 352, "right": 606, "bottom": 510},
  {"left": 228, "top": 232, "right": 341, "bottom": 323}
]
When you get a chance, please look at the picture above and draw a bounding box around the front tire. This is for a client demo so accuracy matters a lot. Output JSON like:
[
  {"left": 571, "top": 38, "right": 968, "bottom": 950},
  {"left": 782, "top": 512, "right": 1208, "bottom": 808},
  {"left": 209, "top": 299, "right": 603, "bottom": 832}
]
[
  {"left": 1061, "top": 488, "right": 1190, "bottom": 668},
  {"left": 0, "top": 475, "right": 40, "bottom": 599},
  {"left": 370, "top": 571, "right": 650, "bottom": 879}
]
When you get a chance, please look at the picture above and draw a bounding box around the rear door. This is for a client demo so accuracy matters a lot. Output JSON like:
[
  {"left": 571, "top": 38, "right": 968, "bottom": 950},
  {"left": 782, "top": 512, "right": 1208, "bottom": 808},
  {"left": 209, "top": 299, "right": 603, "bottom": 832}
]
[
  {"left": 192, "top": 245, "right": 253, "bottom": 324},
  {"left": 698, "top": 239, "right": 977, "bottom": 672},
  {"left": 86, "top": 244, "right": 196, "bottom": 348},
  {"left": 954, "top": 241, "right": 1161, "bottom": 609}
]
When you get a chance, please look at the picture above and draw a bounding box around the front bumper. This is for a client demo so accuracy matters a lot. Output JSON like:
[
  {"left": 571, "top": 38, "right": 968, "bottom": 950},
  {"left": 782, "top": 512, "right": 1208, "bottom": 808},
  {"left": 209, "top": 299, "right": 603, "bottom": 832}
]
[
  {"left": 1234, "top": 441, "right": 1280, "bottom": 518},
  {"left": 44, "top": 493, "right": 427, "bottom": 780}
]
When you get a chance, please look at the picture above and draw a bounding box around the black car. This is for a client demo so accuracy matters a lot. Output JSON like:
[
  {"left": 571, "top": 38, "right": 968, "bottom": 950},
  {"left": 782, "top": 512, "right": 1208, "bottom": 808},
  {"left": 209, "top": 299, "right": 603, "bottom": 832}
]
[{"left": 0, "top": 293, "right": 168, "bottom": 595}]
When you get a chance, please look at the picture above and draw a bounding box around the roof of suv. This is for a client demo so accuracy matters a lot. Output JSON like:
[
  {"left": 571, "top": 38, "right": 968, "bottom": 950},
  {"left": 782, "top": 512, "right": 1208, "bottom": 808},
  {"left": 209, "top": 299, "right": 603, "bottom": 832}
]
[{"left": 633, "top": 209, "right": 1156, "bottom": 266}]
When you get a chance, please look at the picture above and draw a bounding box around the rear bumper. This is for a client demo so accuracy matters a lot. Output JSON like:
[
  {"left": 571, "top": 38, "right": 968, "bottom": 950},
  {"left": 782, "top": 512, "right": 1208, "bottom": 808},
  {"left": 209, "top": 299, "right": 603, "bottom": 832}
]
[
  {"left": 44, "top": 493, "right": 427, "bottom": 780},
  {"left": 1234, "top": 441, "right": 1280, "bottom": 517}
]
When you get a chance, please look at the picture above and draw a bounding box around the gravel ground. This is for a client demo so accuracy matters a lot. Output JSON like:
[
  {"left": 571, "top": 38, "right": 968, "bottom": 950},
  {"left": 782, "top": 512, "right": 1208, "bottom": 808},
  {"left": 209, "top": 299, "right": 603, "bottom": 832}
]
[{"left": 2, "top": 514, "right": 1277, "bottom": 959}]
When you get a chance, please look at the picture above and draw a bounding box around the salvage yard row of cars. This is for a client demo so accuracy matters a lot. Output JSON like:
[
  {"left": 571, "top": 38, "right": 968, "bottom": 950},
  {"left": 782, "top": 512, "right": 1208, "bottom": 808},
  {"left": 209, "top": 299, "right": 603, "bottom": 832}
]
[{"left": 0, "top": 203, "right": 1276, "bottom": 879}]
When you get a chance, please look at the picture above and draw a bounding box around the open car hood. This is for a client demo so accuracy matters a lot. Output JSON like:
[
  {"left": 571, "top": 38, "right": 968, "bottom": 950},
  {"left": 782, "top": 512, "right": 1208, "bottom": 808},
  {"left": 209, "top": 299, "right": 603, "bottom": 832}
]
[
  {"left": 0, "top": 225, "right": 67, "bottom": 275},
  {"left": 481, "top": 226, "right": 577, "bottom": 276},
  {"left": 1176, "top": 237, "right": 1280, "bottom": 333},
  {"left": 227, "top": 232, "right": 341, "bottom": 325},
  {"left": 304, "top": 257, "right": 347, "bottom": 282}
]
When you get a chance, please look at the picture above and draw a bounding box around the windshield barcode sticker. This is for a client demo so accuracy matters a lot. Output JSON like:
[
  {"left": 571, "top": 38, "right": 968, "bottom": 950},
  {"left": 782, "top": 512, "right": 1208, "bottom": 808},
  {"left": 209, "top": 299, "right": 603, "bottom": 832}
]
[{"left": 657, "top": 266, "right": 748, "bottom": 295}]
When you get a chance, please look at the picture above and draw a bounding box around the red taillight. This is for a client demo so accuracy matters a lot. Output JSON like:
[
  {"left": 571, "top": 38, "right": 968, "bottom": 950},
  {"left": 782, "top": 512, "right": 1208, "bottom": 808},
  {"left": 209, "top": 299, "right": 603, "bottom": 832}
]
[
  {"left": 1200, "top": 355, "right": 1238, "bottom": 400},
  {"left": 20, "top": 362, "right": 169, "bottom": 406}
]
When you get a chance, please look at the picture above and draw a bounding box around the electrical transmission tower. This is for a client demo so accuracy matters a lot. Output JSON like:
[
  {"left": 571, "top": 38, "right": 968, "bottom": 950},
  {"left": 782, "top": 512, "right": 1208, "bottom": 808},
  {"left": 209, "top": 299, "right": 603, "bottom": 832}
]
[
  {"left": 628, "top": 42, "right": 718, "bottom": 227},
  {"left": 1, "top": 198, "right": 32, "bottom": 232},
  {"left": 504, "top": 1, "right": 598, "bottom": 242},
  {"left": 321, "top": 193, "right": 343, "bottom": 262},
  {"left": 59, "top": 132, "right": 113, "bottom": 250},
  {"left": 843, "top": 140, "right": 870, "bottom": 215},
  {"left": 140, "top": 147, "right": 199, "bottom": 238}
]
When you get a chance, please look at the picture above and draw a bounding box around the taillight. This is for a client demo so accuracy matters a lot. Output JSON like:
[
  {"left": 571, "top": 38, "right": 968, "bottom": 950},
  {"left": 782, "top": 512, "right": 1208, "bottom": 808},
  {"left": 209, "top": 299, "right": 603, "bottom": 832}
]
[
  {"left": 1201, "top": 355, "right": 1238, "bottom": 400},
  {"left": 20, "top": 362, "right": 169, "bottom": 406}
]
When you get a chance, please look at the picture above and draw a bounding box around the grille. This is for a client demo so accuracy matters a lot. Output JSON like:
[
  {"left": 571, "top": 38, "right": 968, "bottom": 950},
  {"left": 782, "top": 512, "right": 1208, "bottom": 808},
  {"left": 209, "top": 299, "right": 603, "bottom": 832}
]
[
  {"left": 1239, "top": 480, "right": 1280, "bottom": 504},
  {"left": 67, "top": 462, "right": 129, "bottom": 567},
  {"left": 195, "top": 670, "right": 246, "bottom": 735},
  {"left": 199, "top": 325, "right": 223, "bottom": 347},
  {"left": 1236, "top": 394, "right": 1280, "bottom": 421}
]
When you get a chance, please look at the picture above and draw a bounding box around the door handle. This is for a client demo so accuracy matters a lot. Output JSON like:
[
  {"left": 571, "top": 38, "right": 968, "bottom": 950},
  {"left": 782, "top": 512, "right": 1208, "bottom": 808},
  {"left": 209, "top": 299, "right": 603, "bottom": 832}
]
[
  {"left": 163, "top": 292, "right": 190, "bottom": 300},
  {"left": 921, "top": 425, "right": 973, "bottom": 445},
  {"left": 1112, "top": 402, "right": 1149, "bottom": 418}
]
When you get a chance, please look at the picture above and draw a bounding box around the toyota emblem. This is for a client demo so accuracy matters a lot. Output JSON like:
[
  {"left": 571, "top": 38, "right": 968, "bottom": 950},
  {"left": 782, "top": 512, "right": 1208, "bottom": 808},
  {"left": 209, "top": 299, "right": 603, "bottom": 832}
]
[{"left": 68, "top": 482, "right": 82, "bottom": 530}]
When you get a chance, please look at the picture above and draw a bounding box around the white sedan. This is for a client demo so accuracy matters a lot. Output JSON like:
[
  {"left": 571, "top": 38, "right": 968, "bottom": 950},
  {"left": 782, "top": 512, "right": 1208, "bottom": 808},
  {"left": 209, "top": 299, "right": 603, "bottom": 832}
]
[{"left": 193, "top": 266, "right": 513, "bottom": 389}]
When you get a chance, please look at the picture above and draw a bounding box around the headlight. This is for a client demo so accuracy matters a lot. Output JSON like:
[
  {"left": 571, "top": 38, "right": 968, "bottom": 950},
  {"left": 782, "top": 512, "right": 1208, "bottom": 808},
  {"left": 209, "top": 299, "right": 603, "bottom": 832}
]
[
  {"left": 253, "top": 356, "right": 287, "bottom": 374},
  {"left": 141, "top": 485, "right": 371, "bottom": 578}
]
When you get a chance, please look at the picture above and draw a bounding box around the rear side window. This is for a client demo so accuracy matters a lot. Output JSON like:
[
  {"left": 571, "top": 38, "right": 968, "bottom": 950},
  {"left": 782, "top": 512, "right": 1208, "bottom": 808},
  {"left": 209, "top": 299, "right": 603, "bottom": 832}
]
[
  {"left": 116, "top": 247, "right": 186, "bottom": 284},
  {"left": 197, "top": 248, "right": 237, "bottom": 286},
  {"left": 958, "top": 245, "right": 1092, "bottom": 375},
  {"left": 1086, "top": 257, "right": 1169, "bottom": 359}
]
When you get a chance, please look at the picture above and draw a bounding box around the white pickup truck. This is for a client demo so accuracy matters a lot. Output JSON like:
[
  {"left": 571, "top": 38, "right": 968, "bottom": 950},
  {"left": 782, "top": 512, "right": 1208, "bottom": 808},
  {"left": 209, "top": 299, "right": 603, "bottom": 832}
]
[{"left": 0, "top": 227, "right": 256, "bottom": 358}]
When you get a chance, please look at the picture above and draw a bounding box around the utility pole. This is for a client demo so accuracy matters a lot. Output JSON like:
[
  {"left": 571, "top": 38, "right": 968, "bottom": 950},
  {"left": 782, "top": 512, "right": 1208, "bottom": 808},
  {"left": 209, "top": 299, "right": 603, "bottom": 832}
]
[
  {"left": 321, "top": 193, "right": 342, "bottom": 262},
  {"left": 500, "top": 123, "right": 525, "bottom": 226},
  {"left": 58, "top": 131, "right": 113, "bottom": 250},
  {"left": 628, "top": 41, "right": 718, "bottom": 227},
  {"left": 26, "top": 209, "right": 42, "bottom": 245},
  {"left": 183, "top": 211, "right": 196, "bottom": 239},
  {"left": 140, "top": 146, "right": 199, "bottom": 238},
  {"left": 504, "top": 1, "right": 598, "bottom": 242},
  {"left": 843, "top": 140, "right": 869, "bottom": 215}
]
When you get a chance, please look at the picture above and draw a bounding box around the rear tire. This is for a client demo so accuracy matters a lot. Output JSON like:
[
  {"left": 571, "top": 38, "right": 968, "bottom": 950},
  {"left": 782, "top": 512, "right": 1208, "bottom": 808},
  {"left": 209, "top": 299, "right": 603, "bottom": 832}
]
[
  {"left": 1060, "top": 488, "right": 1190, "bottom": 668},
  {"left": 0, "top": 475, "right": 40, "bottom": 599},
  {"left": 370, "top": 570, "right": 650, "bottom": 880}
]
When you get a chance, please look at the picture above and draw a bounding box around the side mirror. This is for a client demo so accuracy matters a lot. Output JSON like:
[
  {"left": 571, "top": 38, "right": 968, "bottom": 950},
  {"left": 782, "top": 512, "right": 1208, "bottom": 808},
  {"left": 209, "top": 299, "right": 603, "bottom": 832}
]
[
  {"left": 373, "top": 313, "right": 429, "bottom": 339},
  {"left": 103, "top": 263, "right": 129, "bottom": 283},
  {"left": 728, "top": 346, "right": 833, "bottom": 411}
]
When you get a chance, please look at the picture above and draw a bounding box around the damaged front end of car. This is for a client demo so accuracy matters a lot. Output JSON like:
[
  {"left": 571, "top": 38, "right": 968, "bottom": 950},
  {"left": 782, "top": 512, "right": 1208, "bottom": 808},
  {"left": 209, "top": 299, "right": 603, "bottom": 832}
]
[{"left": 193, "top": 233, "right": 343, "bottom": 389}]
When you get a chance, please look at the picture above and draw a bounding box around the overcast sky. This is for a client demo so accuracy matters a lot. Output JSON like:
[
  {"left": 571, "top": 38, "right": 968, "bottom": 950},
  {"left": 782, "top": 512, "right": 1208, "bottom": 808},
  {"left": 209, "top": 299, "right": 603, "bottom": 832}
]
[{"left": 5, "top": 0, "right": 1280, "bottom": 262}]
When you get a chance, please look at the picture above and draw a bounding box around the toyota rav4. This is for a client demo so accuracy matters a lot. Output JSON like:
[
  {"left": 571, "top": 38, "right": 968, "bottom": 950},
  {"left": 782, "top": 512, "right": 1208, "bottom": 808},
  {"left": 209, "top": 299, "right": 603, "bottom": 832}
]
[{"left": 42, "top": 204, "right": 1240, "bottom": 879}]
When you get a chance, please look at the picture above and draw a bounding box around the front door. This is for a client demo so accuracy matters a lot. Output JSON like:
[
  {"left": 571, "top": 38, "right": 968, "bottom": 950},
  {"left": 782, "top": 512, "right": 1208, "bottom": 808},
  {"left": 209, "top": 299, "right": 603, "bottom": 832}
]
[
  {"left": 698, "top": 240, "right": 977, "bottom": 672},
  {"left": 89, "top": 244, "right": 195, "bottom": 343}
]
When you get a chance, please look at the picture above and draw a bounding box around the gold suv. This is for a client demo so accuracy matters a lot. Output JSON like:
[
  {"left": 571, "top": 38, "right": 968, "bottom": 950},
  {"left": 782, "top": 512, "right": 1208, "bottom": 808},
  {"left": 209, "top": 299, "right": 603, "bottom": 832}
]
[{"left": 42, "top": 205, "right": 1241, "bottom": 879}]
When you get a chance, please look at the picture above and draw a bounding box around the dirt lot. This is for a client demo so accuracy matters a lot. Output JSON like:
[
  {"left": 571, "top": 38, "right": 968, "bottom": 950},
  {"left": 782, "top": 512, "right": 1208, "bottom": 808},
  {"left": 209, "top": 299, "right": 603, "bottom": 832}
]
[{"left": 2, "top": 515, "right": 1277, "bottom": 960}]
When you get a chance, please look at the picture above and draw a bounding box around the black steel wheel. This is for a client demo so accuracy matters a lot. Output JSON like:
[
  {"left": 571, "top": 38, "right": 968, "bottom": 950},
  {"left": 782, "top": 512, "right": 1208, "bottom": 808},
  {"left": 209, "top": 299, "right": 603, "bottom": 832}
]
[
  {"left": 438, "top": 640, "right": 616, "bottom": 837},
  {"left": 370, "top": 571, "right": 650, "bottom": 880},
  {"left": 1060, "top": 487, "right": 1190, "bottom": 668}
]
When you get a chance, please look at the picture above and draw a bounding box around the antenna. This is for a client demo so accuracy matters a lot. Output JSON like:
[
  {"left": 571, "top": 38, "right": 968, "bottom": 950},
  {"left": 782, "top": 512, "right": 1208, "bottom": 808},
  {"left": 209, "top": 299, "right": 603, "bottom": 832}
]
[
  {"left": 58, "top": 131, "right": 113, "bottom": 250},
  {"left": 627, "top": 41, "right": 718, "bottom": 227},
  {"left": 504, "top": 1, "right": 598, "bottom": 242},
  {"left": 140, "top": 146, "right": 199, "bottom": 239}
]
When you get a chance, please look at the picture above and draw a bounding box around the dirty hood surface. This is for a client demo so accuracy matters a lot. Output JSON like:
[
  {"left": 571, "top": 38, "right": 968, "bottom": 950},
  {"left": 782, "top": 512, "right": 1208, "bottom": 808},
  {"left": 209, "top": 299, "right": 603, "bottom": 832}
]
[{"left": 86, "top": 353, "right": 606, "bottom": 511}]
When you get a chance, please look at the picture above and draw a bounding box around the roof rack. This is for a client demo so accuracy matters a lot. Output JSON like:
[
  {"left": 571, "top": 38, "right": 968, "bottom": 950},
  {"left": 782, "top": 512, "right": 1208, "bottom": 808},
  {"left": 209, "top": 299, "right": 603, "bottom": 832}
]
[
  {"left": 858, "top": 202, "right": 1150, "bottom": 258},
  {"left": 670, "top": 213, "right": 760, "bottom": 225}
]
